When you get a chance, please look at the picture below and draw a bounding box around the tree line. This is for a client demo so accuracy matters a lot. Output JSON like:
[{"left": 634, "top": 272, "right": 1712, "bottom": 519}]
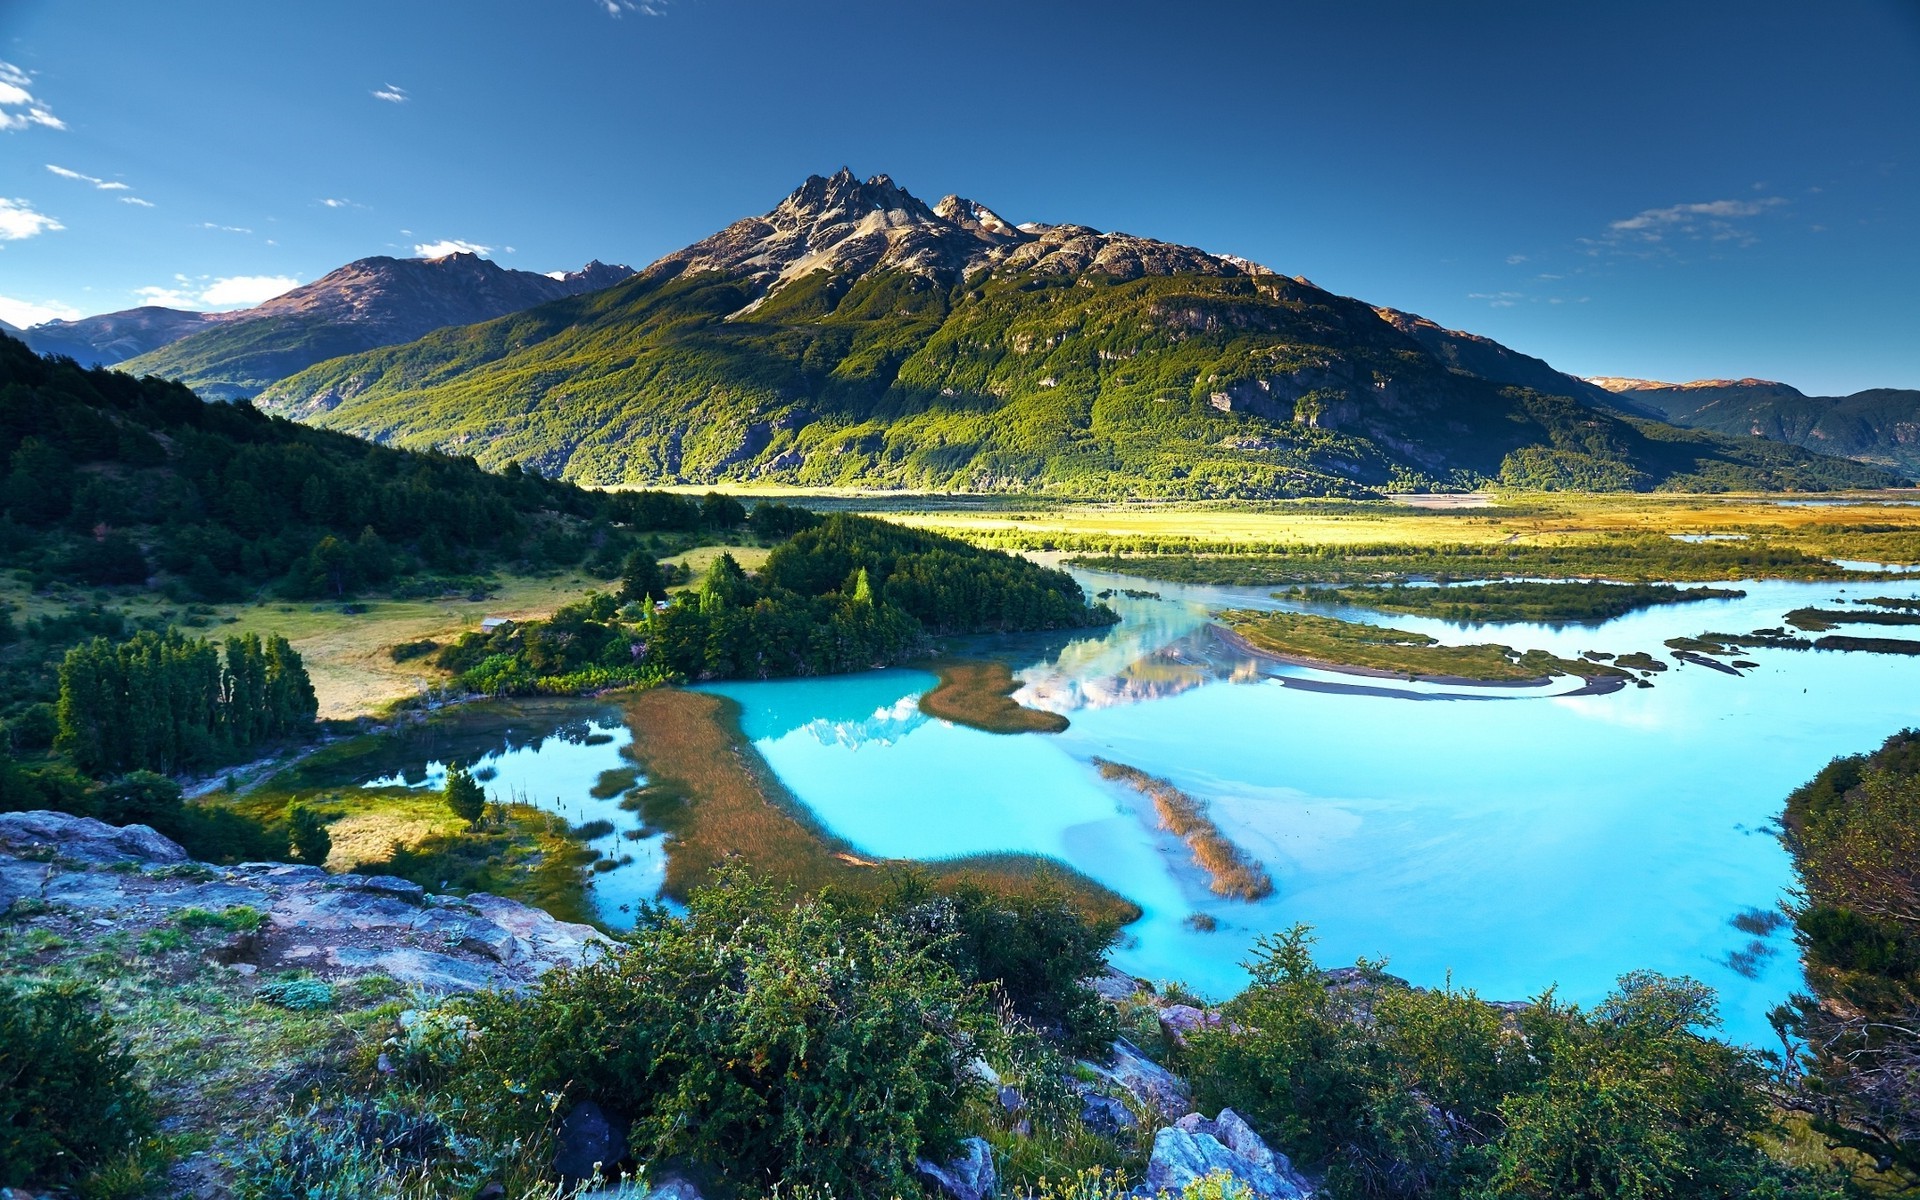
[
  {"left": 55, "top": 630, "right": 318, "bottom": 775},
  {"left": 433, "top": 513, "right": 1117, "bottom": 693}
]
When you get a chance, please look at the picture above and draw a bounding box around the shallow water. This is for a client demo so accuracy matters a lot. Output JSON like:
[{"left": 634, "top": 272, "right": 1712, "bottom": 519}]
[
  {"left": 345, "top": 702, "right": 666, "bottom": 928},
  {"left": 322, "top": 572, "right": 1920, "bottom": 1044},
  {"left": 702, "top": 570, "right": 1920, "bottom": 1045}
]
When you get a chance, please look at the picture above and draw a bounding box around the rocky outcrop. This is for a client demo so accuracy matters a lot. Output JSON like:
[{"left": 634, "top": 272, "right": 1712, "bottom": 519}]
[
  {"left": 0, "top": 810, "right": 606, "bottom": 992},
  {"left": 915, "top": 1136, "right": 996, "bottom": 1200},
  {"left": 1144, "top": 1109, "right": 1315, "bottom": 1199},
  {"left": 1078, "top": 1036, "right": 1191, "bottom": 1121}
]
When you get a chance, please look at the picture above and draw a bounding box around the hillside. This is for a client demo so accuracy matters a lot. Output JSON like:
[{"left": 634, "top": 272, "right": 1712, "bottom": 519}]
[
  {"left": 117, "top": 254, "right": 635, "bottom": 399},
  {"left": 17, "top": 305, "right": 231, "bottom": 366},
  {"left": 1591, "top": 376, "right": 1920, "bottom": 475},
  {"left": 255, "top": 170, "right": 1897, "bottom": 497}
]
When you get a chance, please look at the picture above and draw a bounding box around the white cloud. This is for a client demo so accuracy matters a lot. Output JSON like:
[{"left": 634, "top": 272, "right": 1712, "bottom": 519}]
[
  {"left": 319, "top": 197, "right": 366, "bottom": 209},
  {"left": 1468, "top": 291, "right": 1523, "bottom": 308},
  {"left": 120, "top": 196, "right": 154, "bottom": 207},
  {"left": 133, "top": 285, "right": 198, "bottom": 308},
  {"left": 201, "top": 275, "right": 299, "bottom": 306},
  {"left": 413, "top": 238, "right": 491, "bottom": 258},
  {"left": 371, "top": 83, "right": 409, "bottom": 103},
  {"left": 1588, "top": 196, "right": 1788, "bottom": 255},
  {"left": 1504, "top": 254, "right": 1528, "bottom": 265},
  {"left": 0, "top": 293, "right": 80, "bottom": 327},
  {"left": 598, "top": 0, "right": 669, "bottom": 14},
  {"left": 0, "top": 61, "right": 64, "bottom": 132},
  {"left": 0, "top": 197, "right": 62, "bottom": 242},
  {"left": 47, "top": 163, "right": 144, "bottom": 206},
  {"left": 199, "top": 221, "right": 253, "bottom": 234},
  {"left": 133, "top": 273, "right": 300, "bottom": 311}
]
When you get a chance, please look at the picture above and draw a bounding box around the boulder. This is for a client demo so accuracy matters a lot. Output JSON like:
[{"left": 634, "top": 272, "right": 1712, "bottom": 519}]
[
  {"left": 1089, "top": 966, "right": 1147, "bottom": 1002},
  {"left": 0, "top": 810, "right": 186, "bottom": 866},
  {"left": 1079, "top": 1037, "right": 1190, "bottom": 1120},
  {"left": 1145, "top": 1110, "right": 1313, "bottom": 1199},
  {"left": 1157, "top": 1003, "right": 1224, "bottom": 1047},
  {"left": 915, "top": 1135, "right": 996, "bottom": 1200},
  {"left": 553, "top": 1100, "right": 628, "bottom": 1183},
  {"left": 1078, "top": 1091, "right": 1138, "bottom": 1136}
]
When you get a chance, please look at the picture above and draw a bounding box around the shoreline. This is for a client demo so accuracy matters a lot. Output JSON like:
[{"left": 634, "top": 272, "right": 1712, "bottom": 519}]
[{"left": 917, "top": 657, "right": 1071, "bottom": 734}]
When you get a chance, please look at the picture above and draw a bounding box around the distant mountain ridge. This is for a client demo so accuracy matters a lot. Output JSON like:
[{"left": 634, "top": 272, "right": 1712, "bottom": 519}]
[
  {"left": 1589, "top": 376, "right": 1920, "bottom": 475},
  {"left": 20, "top": 306, "right": 231, "bottom": 367},
  {"left": 86, "top": 254, "right": 636, "bottom": 400},
  {"left": 248, "top": 169, "right": 1896, "bottom": 496}
]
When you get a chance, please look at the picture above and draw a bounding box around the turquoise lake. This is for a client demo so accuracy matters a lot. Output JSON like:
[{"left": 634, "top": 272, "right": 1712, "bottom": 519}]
[
  {"left": 699, "top": 568, "right": 1920, "bottom": 1047},
  {"left": 352, "top": 567, "right": 1920, "bottom": 1046}
]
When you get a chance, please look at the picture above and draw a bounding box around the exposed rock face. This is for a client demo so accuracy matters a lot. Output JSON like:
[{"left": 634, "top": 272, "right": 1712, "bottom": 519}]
[
  {"left": 1157, "top": 1002, "right": 1225, "bottom": 1048},
  {"left": 0, "top": 810, "right": 606, "bottom": 992},
  {"left": 652, "top": 167, "right": 1270, "bottom": 312},
  {"left": 914, "top": 1135, "right": 996, "bottom": 1200},
  {"left": 1145, "top": 1109, "right": 1315, "bottom": 1199},
  {"left": 1078, "top": 1037, "right": 1192, "bottom": 1121}
]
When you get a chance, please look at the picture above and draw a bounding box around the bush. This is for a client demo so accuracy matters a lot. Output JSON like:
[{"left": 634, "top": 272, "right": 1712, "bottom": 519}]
[
  {"left": 445, "top": 867, "right": 990, "bottom": 1198},
  {"left": 288, "top": 804, "right": 333, "bottom": 865},
  {"left": 0, "top": 979, "right": 153, "bottom": 1188},
  {"left": 1184, "top": 926, "right": 1842, "bottom": 1200}
]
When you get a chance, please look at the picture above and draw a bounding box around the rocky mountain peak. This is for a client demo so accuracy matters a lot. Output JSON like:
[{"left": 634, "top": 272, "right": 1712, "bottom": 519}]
[{"left": 653, "top": 170, "right": 1275, "bottom": 305}]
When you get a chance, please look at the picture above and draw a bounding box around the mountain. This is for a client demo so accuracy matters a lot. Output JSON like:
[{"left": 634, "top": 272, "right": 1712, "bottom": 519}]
[
  {"left": 118, "top": 254, "right": 635, "bottom": 400},
  {"left": 1591, "top": 377, "right": 1920, "bottom": 476},
  {"left": 256, "top": 170, "right": 1898, "bottom": 497},
  {"left": 19, "top": 306, "right": 231, "bottom": 367}
]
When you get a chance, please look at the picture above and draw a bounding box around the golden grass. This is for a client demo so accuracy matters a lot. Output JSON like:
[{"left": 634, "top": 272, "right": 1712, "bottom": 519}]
[
  {"left": 622, "top": 687, "right": 1139, "bottom": 924},
  {"left": 918, "top": 658, "right": 1069, "bottom": 735},
  {"left": 206, "top": 575, "right": 597, "bottom": 720},
  {"left": 1094, "top": 759, "right": 1273, "bottom": 902},
  {"left": 660, "top": 543, "right": 773, "bottom": 587},
  {"left": 852, "top": 491, "right": 1920, "bottom": 553},
  {"left": 320, "top": 792, "right": 466, "bottom": 870}
]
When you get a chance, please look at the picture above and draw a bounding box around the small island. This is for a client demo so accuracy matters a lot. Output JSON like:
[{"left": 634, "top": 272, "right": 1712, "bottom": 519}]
[
  {"left": 918, "top": 659, "right": 1070, "bottom": 735},
  {"left": 1284, "top": 580, "right": 1745, "bottom": 623},
  {"left": 1217, "top": 608, "right": 1629, "bottom": 686}
]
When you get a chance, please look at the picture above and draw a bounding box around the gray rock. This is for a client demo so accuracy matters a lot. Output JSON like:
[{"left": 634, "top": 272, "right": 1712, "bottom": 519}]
[
  {"left": 1158, "top": 1003, "right": 1223, "bottom": 1047},
  {"left": 641, "top": 1169, "right": 705, "bottom": 1200},
  {"left": 915, "top": 1136, "right": 995, "bottom": 1200},
  {"left": 1080, "top": 1037, "right": 1190, "bottom": 1121},
  {"left": 336, "top": 874, "right": 426, "bottom": 903},
  {"left": 1078, "top": 1091, "right": 1138, "bottom": 1136},
  {"left": 1090, "top": 966, "right": 1147, "bottom": 1002},
  {"left": 329, "top": 946, "right": 500, "bottom": 992},
  {"left": 553, "top": 1100, "right": 628, "bottom": 1183},
  {"left": 0, "top": 858, "right": 50, "bottom": 911},
  {"left": 1147, "top": 1110, "right": 1313, "bottom": 1199},
  {"left": 0, "top": 810, "right": 186, "bottom": 865},
  {"left": 997, "top": 1084, "right": 1026, "bottom": 1115}
]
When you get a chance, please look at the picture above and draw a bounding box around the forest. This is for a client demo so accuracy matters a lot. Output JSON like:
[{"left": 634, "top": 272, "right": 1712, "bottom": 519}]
[{"left": 435, "top": 513, "right": 1118, "bottom": 691}]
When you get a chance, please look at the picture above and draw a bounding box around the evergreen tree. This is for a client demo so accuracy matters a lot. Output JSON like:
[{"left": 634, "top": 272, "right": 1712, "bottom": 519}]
[
  {"left": 443, "top": 764, "right": 486, "bottom": 828},
  {"left": 287, "top": 805, "right": 332, "bottom": 866},
  {"left": 619, "top": 549, "right": 668, "bottom": 604}
]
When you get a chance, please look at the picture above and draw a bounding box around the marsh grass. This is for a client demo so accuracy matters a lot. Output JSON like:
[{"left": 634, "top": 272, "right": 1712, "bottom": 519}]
[
  {"left": 1219, "top": 609, "right": 1617, "bottom": 683},
  {"left": 621, "top": 688, "right": 1138, "bottom": 924},
  {"left": 1093, "top": 760, "right": 1273, "bottom": 902},
  {"left": 919, "top": 658, "right": 1070, "bottom": 735}
]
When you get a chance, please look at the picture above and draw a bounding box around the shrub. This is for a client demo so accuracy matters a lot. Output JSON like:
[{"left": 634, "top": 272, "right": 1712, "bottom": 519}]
[
  {"left": 257, "top": 976, "right": 337, "bottom": 1012},
  {"left": 1185, "top": 927, "right": 1842, "bottom": 1200},
  {"left": 288, "top": 804, "right": 333, "bottom": 865},
  {"left": 0, "top": 979, "right": 152, "bottom": 1188},
  {"left": 447, "top": 867, "right": 990, "bottom": 1198},
  {"left": 442, "top": 764, "right": 487, "bottom": 828}
]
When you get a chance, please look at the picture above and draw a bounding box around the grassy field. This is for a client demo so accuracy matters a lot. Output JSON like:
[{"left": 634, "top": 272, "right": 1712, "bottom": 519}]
[
  {"left": 917, "top": 658, "right": 1069, "bottom": 735},
  {"left": 621, "top": 688, "right": 1139, "bottom": 924}
]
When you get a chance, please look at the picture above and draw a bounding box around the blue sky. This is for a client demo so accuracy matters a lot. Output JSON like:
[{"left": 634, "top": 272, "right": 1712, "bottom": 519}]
[{"left": 1, "top": 0, "right": 1915, "bottom": 393}]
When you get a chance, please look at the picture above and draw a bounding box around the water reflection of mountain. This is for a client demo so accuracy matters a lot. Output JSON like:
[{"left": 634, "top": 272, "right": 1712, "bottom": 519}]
[{"left": 792, "top": 696, "right": 931, "bottom": 750}]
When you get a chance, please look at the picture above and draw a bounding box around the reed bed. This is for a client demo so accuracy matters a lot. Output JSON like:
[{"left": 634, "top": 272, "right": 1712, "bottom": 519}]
[{"left": 1093, "top": 758, "right": 1273, "bottom": 901}]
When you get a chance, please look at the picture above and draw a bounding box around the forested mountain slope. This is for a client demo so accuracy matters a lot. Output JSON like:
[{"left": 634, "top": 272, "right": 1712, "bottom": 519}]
[
  {"left": 258, "top": 170, "right": 1897, "bottom": 497},
  {"left": 1592, "top": 376, "right": 1920, "bottom": 476}
]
